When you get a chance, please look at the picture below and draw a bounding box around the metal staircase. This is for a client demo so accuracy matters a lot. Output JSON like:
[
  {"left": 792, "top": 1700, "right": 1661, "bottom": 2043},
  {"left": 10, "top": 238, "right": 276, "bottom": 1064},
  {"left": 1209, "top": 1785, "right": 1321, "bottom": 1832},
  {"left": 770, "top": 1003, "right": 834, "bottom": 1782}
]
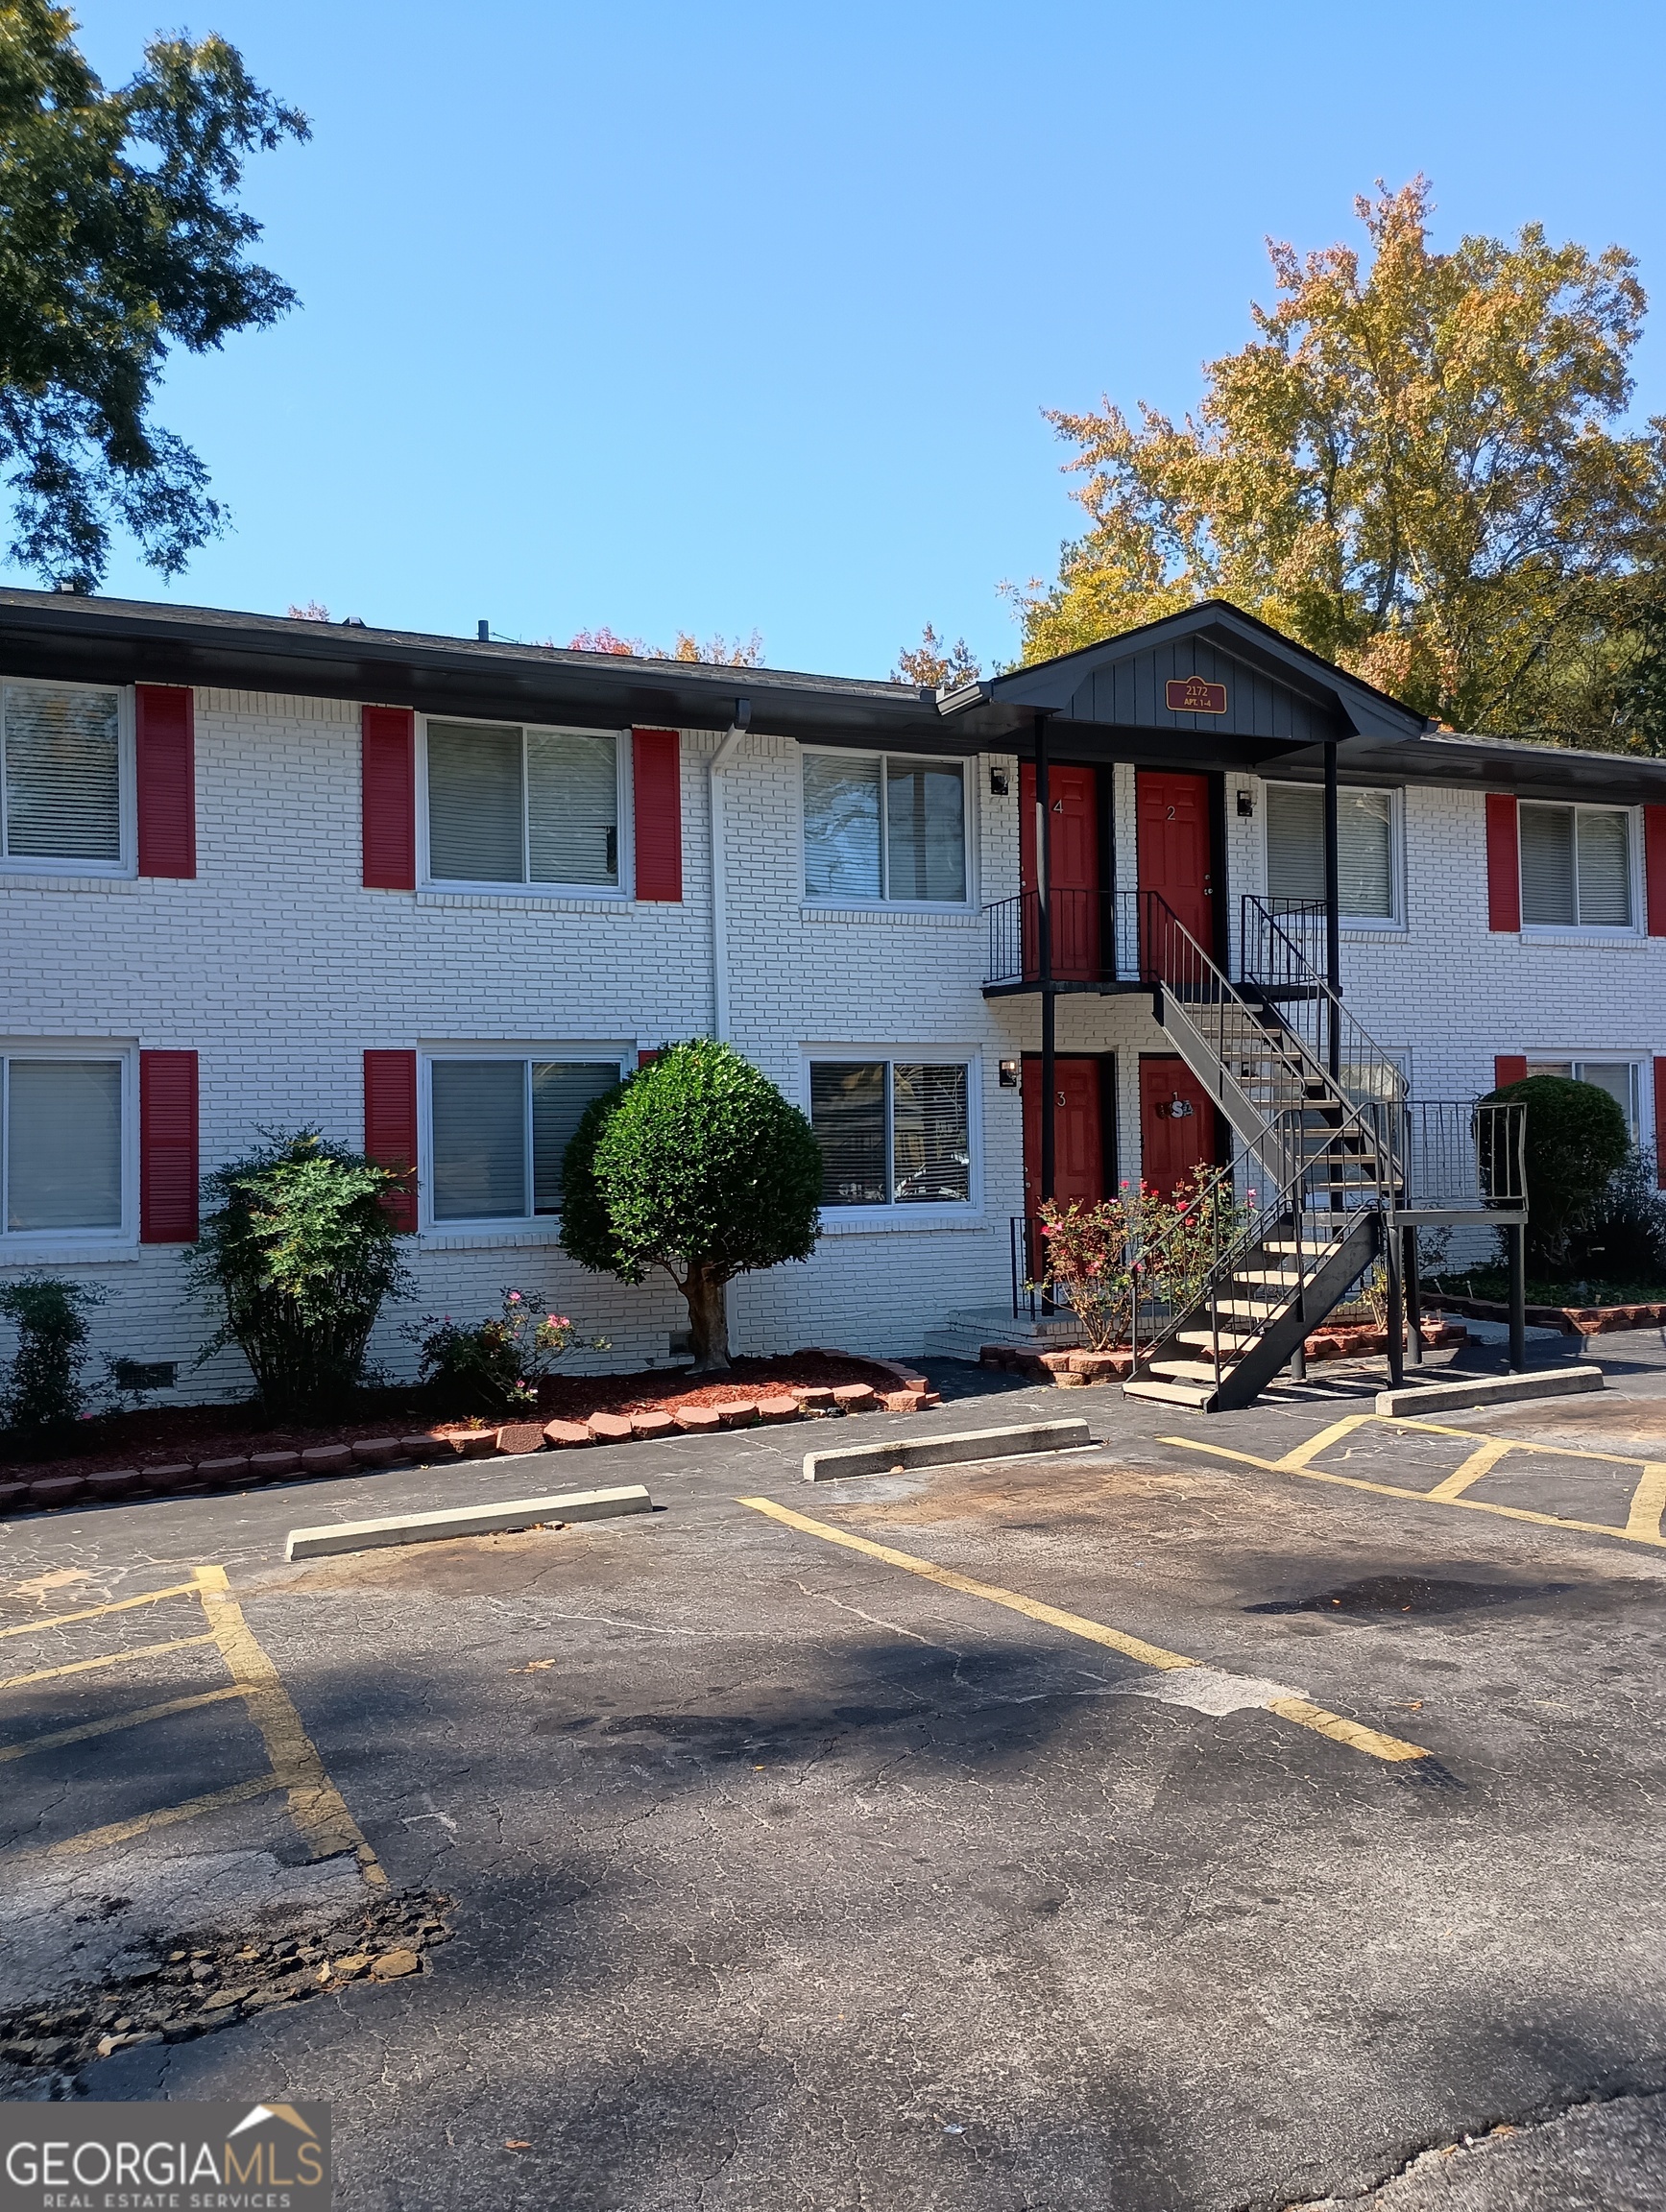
[{"left": 1121, "top": 897, "right": 1405, "bottom": 1412}]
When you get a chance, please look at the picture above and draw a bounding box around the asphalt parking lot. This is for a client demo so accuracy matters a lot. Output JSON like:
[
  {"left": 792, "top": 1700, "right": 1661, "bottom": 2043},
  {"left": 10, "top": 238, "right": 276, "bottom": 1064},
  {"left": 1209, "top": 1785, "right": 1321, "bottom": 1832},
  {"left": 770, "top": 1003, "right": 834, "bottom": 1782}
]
[{"left": 6, "top": 1333, "right": 1666, "bottom": 2210}]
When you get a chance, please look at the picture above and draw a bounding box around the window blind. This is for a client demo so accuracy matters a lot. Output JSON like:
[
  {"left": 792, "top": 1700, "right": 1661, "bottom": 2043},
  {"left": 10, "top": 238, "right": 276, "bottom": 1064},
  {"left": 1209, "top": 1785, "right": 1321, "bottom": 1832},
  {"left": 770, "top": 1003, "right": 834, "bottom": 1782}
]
[
  {"left": 804, "top": 757, "right": 881, "bottom": 901},
  {"left": 891, "top": 1063, "right": 970, "bottom": 1203},
  {"left": 427, "top": 723, "right": 523, "bottom": 881},
  {"left": 1264, "top": 785, "right": 1324, "bottom": 906},
  {"left": 1266, "top": 783, "right": 1393, "bottom": 917},
  {"left": 430, "top": 1060, "right": 526, "bottom": 1218},
  {"left": 4, "top": 685, "right": 120, "bottom": 861},
  {"left": 1520, "top": 803, "right": 1632, "bottom": 926},
  {"left": 1576, "top": 809, "right": 1631, "bottom": 926},
  {"left": 532, "top": 1062, "right": 620, "bottom": 1212},
  {"left": 885, "top": 762, "right": 966, "bottom": 902},
  {"left": 7, "top": 1059, "right": 122, "bottom": 1231},
  {"left": 528, "top": 732, "right": 617, "bottom": 885},
  {"left": 809, "top": 1062, "right": 886, "bottom": 1205}
]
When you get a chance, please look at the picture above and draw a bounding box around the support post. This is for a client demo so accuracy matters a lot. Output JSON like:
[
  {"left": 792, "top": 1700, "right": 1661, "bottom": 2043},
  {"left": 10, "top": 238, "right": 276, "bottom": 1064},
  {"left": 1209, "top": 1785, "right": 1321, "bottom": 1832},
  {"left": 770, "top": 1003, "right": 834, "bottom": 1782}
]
[
  {"left": 1384, "top": 1220, "right": 1404, "bottom": 1386},
  {"left": 1508, "top": 1220, "right": 1527, "bottom": 1372},
  {"left": 1403, "top": 1224, "right": 1423, "bottom": 1366},
  {"left": 1037, "top": 712, "right": 1055, "bottom": 1206},
  {"left": 1323, "top": 739, "right": 1341, "bottom": 1082}
]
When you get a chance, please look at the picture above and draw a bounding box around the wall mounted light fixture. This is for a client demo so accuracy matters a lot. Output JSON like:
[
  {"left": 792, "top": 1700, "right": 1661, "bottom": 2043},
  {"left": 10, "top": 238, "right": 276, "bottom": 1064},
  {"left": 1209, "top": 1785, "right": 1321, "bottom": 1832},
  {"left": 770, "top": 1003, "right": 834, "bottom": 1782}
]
[
  {"left": 999, "top": 1059, "right": 1020, "bottom": 1088},
  {"left": 989, "top": 764, "right": 1011, "bottom": 796}
]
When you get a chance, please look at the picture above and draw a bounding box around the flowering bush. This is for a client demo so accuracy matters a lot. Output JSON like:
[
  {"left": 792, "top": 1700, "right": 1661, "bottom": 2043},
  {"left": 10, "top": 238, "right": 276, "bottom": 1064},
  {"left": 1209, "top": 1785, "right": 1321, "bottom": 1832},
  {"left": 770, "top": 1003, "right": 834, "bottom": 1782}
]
[
  {"left": 403, "top": 1288, "right": 578, "bottom": 1414},
  {"left": 1035, "top": 1170, "right": 1256, "bottom": 1350}
]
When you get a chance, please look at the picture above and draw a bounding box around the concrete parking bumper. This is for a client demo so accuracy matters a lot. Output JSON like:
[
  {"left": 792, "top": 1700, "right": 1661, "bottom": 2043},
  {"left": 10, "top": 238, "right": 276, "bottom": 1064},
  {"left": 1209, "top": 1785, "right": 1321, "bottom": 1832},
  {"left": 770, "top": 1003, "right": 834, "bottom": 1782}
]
[
  {"left": 802, "top": 1417, "right": 1094, "bottom": 1482},
  {"left": 284, "top": 1484, "right": 652, "bottom": 1560},
  {"left": 1374, "top": 1365, "right": 1605, "bottom": 1418}
]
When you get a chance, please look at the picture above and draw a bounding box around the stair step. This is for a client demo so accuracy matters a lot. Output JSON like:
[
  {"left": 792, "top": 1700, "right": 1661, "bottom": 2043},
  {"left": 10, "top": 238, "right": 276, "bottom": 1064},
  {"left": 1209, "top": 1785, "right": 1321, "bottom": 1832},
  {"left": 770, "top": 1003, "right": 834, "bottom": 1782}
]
[
  {"left": 1233, "top": 1267, "right": 1303, "bottom": 1286},
  {"left": 1123, "top": 1379, "right": 1218, "bottom": 1408},
  {"left": 1263, "top": 1238, "right": 1345, "bottom": 1257},
  {"left": 1149, "top": 1357, "right": 1243, "bottom": 1384},
  {"left": 1176, "top": 1328, "right": 1263, "bottom": 1354}
]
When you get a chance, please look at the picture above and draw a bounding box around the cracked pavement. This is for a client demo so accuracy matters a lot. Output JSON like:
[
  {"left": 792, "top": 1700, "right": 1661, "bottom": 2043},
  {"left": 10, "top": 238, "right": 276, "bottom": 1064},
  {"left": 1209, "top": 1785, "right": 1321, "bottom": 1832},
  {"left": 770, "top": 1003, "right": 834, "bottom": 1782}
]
[{"left": 4, "top": 1334, "right": 1666, "bottom": 2208}]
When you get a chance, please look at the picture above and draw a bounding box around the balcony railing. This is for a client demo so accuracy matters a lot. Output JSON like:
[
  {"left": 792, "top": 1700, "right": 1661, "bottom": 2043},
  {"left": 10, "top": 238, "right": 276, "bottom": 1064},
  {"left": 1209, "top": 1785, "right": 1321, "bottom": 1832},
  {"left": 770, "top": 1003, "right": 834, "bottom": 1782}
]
[{"left": 984, "top": 888, "right": 1157, "bottom": 991}]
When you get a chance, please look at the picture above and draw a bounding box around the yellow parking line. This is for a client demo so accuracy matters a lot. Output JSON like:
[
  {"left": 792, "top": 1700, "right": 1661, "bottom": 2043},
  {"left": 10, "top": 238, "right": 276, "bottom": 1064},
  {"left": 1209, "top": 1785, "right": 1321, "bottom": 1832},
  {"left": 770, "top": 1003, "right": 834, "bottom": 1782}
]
[
  {"left": 737, "top": 1496, "right": 1428, "bottom": 1765},
  {"left": 1278, "top": 1415, "right": 1374, "bottom": 1470},
  {"left": 1383, "top": 1416, "right": 1657, "bottom": 1468},
  {"left": 1625, "top": 1464, "right": 1666, "bottom": 1545},
  {"left": 1427, "top": 1438, "right": 1514, "bottom": 1502},
  {"left": 39, "top": 1772, "right": 292, "bottom": 1858},
  {"left": 0, "top": 1684, "right": 247, "bottom": 1764},
  {"left": 191, "top": 1566, "right": 387, "bottom": 1884},
  {"left": 0, "top": 1582, "right": 201, "bottom": 1640},
  {"left": 1160, "top": 1434, "right": 1666, "bottom": 1549},
  {"left": 0, "top": 1634, "right": 216, "bottom": 1691}
]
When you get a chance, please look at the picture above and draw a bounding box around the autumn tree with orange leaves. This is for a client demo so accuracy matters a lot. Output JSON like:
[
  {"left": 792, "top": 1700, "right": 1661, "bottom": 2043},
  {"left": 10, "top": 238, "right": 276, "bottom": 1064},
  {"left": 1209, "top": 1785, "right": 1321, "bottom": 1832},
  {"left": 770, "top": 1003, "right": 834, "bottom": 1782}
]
[{"left": 1012, "top": 180, "right": 1666, "bottom": 746}]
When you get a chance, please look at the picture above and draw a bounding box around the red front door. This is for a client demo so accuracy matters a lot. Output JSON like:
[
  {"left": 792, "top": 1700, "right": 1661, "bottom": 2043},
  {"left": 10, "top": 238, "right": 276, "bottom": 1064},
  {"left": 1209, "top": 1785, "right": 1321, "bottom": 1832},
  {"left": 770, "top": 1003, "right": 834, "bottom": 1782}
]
[
  {"left": 1023, "top": 1056, "right": 1104, "bottom": 1215},
  {"left": 1137, "top": 770, "right": 1214, "bottom": 950},
  {"left": 1139, "top": 1055, "right": 1218, "bottom": 1198},
  {"left": 1020, "top": 764, "right": 1100, "bottom": 980}
]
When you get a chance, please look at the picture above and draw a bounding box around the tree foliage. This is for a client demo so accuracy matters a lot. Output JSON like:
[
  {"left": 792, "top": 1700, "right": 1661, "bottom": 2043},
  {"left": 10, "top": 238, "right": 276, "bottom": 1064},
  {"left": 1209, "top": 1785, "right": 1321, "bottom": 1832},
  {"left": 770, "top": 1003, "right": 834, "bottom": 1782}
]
[
  {"left": 1483, "top": 1075, "right": 1631, "bottom": 1268},
  {"left": 560, "top": 1041, "right": 822, "bottom": 1372},
  {"left": 0, "top": 1, "right": 308, "bottom": 589},
  {"left": 0, "top": 1272, "right": 103, "bottom": 1434},
  {"left": 895, "top": 623, "right": 981, "bottom": 690},
  {"left": 567, "top": 624, "right": 764, "bottom": 665},
  {"left": 1013, "top": 180, "right": 1666, "bottom": 743},
  {"left": 187, "top": 1128, "right": 412, "bottom": 1415}
]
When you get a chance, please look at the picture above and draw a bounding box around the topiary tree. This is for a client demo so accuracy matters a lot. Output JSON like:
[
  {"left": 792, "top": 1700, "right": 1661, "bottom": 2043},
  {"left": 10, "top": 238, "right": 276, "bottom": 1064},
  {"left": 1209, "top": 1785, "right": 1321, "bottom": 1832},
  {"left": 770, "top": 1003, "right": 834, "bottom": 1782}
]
[
  {"left": 561, "top": 1040, "right": 822, "bottom": 1372},
  {"left": 1483, "top": 1075, "right": 1630, "bottom": 1271},
  {"left": 187, "top": 1127, "right": 413, "bottom": 1415}
]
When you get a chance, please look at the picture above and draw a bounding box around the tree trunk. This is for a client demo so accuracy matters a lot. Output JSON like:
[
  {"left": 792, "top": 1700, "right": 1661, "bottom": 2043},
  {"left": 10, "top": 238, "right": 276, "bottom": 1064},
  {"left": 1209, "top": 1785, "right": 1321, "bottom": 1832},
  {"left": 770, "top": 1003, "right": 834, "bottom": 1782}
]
[{"left": 683, "top": 1263, "right": 731, "bottom": 1373}]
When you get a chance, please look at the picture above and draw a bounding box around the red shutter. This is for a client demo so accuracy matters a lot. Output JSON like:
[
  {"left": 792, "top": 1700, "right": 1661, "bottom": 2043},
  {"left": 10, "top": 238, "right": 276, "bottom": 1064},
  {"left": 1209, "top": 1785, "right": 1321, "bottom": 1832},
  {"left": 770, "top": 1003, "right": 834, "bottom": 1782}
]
[
  {"left": 364, "top": 1049, "right": 419, "bottom": 1231},
  {"left": 139, "top": 1049, "right": 198, "bottom": 1242},
  {"left": 135, "top": 685, "right": 195, "bottom": 878},
  {"left": 1494, "top": 1054, "right": 1529, "bottom": 1092},
  {"left": 1646, "top": 807, "right": 1666, "bottom": 937},
  {"left": 637, "top": 1048, "right": 662, "bottom": 1068},
  {"left": 631, "top": 728, "right": 682, "bottom": 902},
  {"left": 1656, "top": 1060, "right": 1666, "bottom": 1189},
  {"left": 362, "top": 707, "right": 416, "bottom": 890},
  {"left": 1485, "top": 794, "right": 1519, "bottom": 931}
]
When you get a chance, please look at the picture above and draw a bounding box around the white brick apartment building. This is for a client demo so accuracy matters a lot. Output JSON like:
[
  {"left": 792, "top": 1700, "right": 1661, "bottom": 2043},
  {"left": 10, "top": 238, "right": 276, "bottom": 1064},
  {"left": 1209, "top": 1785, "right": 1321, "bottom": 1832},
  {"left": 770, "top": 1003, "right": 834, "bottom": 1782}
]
[{"left": 2, "top": 590, "right": 1664, "bottom": 1402}]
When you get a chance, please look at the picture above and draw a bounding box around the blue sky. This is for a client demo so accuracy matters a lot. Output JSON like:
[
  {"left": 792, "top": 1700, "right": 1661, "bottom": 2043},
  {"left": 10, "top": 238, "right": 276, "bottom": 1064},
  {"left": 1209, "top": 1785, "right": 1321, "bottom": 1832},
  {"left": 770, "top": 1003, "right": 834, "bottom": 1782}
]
[{"left": 68, "top": 1, "right": 1666, "bottom": 679}]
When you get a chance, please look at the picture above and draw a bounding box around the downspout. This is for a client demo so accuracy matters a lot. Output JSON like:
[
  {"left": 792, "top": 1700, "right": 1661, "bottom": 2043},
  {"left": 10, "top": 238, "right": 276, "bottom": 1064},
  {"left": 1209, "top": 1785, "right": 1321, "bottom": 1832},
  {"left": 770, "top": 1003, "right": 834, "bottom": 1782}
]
[
  {"left": 707, "top": 697, "right": 750, "bottom": 1362},
  {"left": 709, "top": 698, "right": 751, "bottom": 1041}
]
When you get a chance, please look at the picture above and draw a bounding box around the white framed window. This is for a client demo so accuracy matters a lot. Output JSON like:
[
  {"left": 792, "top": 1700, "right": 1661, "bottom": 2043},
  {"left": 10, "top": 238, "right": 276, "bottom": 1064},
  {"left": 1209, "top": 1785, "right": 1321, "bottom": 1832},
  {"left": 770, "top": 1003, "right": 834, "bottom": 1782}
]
[
  {"left": 420, "top": 716, "right": 628, "bottom": 893},
  {"left": 1524, "top": 1059, "right": 1642, "bottom": 1136},
  {"left": 0, "top": 679, "right": 131, "bottom": 875},
  {"left": 806, "top": 1052, "right": 978, "bottom": 1214},
  {"left": 422, "top": 1049, "right": 627, "bottom": 1227},
  {"left": 1, "top": 1045, "right": 133, "bottom": 1245},
  {"left": 1264, "top": 782, "right": 1399, "bottom": 924},
  {"left": 802, "top": 748, "right": 970, "bottom": 906},
  {"left": 1519, "top": 803, "right": 1636, "bottom": 931}
]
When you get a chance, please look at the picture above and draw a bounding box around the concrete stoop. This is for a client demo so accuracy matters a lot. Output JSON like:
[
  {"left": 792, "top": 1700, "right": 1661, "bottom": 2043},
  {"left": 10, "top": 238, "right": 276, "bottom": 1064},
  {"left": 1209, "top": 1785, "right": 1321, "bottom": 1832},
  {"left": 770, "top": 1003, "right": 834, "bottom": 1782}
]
[{"left": 924, "top": 1307, "right": 1085, "bottom": 1365}]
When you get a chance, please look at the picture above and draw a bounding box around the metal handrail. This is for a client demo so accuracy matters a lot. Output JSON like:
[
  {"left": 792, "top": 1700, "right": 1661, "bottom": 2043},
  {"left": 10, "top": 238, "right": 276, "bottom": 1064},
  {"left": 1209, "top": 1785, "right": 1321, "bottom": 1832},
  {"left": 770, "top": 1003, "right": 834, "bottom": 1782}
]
[{"left": 1239, "top": 896, "right": 1409, "bottom": 1115}]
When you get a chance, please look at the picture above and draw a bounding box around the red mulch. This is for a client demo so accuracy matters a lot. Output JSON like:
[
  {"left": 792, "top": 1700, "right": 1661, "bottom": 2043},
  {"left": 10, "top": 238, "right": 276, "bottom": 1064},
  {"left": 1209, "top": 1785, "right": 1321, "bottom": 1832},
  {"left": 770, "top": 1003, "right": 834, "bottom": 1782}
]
[{"left": 1, "top": 1352, "right": 908, "bottom": 1483}]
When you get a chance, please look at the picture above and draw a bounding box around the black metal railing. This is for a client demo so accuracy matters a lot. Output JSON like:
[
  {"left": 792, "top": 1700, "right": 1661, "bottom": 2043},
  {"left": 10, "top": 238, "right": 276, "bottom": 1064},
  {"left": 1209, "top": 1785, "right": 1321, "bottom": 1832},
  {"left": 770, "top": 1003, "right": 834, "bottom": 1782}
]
[
  {"left": 1402, "top": 1098, "right": 1528, "bottom": 1213},
  {"left": 985, "top": 888, "right": 1117, "bottom": 989},
  {"left": 1239, "top": 896, "right": 1409, "bottom": 1118}
]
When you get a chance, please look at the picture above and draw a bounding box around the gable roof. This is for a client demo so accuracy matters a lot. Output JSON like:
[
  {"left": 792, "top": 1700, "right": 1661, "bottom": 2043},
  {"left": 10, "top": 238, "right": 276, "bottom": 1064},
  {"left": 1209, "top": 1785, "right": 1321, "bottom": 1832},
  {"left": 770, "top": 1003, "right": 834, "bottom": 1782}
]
[{"left": 938, "top": 600, "right": 1431, "bottom": 756}]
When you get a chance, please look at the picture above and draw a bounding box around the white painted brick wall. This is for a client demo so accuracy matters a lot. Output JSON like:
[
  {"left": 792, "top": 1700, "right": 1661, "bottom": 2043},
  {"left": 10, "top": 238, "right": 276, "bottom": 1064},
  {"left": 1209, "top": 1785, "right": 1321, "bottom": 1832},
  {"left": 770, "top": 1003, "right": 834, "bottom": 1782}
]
[{"left": 1, "top": 688, "right": 1024, "bottom": 1394}]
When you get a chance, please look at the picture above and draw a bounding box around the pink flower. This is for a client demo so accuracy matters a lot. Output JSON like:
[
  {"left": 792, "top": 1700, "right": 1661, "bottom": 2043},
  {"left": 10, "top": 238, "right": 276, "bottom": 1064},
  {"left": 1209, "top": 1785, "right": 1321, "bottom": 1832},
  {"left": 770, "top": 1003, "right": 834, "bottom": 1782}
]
[{"left": 508, "top": 1291, "right": 522, "bottom": 1303}]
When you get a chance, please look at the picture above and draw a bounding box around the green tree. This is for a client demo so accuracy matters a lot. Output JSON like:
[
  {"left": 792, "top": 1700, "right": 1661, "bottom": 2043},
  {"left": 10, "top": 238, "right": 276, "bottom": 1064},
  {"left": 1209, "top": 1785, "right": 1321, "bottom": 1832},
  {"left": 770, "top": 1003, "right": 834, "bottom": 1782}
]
[
  {"left": 1013, "top": 180, "right": 1666, "bottom": 742},
  {"left": 0, "top": 2, "right": 308, "bottom": 589},
  {"left": 188, "top": 1128, "right": 412, "bottom": 1415},
  {"left": 561, "top": 1040, "right": 822, "bottom": 1372}
]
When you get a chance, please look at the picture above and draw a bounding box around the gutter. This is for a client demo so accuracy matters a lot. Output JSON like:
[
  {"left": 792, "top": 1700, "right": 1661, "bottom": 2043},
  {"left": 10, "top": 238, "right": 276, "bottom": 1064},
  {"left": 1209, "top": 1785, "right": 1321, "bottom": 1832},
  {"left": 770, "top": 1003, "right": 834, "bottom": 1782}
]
[{"left": 709, "top": 699, "right": 751, "bottom": 1041}]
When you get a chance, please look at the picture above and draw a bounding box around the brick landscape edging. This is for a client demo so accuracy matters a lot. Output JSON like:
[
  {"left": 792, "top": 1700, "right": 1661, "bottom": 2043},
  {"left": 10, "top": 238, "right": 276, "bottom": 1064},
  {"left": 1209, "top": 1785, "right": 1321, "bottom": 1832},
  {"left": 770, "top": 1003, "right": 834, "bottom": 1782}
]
[
  {"left": 1428, "top": 1292, "right": 1666, "bottom": 1338},
  {"left": 0, "top": 1372, "right": 942, "bottom": 1519},
  {"left": 980, "top": 1319, "right": 1467, "bottom": 1384}
]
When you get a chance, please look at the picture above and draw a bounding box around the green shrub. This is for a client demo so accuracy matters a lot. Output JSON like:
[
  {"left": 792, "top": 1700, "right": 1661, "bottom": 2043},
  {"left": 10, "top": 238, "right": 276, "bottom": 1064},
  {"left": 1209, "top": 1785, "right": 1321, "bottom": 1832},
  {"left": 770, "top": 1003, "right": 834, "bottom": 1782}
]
[
  {"left": 404, "top": 1289, "right": 576, "bottom": 1414},
  {"left": 0, "top": 1275, "right": 106, "bottom": 1437},
  {"left": 187, "top": 1128, "right": 413, "bottom": 1416},
  {"left": 1566, "top": 1146, "right": 1666, "bottom": 1282},
  {"left": 1483, "top": 1075, "right": 1631, "bottom": 1269},
  {"left": 561, "top": 1039, "right": 822, "bottom": 1371}
]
